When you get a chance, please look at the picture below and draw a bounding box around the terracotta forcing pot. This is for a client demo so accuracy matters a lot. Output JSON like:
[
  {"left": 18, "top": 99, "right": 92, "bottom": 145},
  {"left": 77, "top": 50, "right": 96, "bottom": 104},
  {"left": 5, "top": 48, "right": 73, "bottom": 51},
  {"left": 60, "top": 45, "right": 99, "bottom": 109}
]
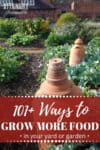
[
  {"left": 36, "top": 58, "right": 82, "bottom": 96},
  {"left": 35, "top": 58, "right": 83, "bottom": 150},
  {"left": 69, "top": 38, "right": 85, "bottom": 66},
  {"left": 35, "top": 58, "right": 82, "bottom": 150}
]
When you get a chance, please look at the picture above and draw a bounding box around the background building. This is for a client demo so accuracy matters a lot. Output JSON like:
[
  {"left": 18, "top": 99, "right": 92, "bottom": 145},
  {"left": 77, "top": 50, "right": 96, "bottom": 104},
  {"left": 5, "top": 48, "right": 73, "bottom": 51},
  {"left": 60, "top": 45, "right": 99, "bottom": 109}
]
[{"left": 0, "top": 0, "right": 100, "bottom": 20}]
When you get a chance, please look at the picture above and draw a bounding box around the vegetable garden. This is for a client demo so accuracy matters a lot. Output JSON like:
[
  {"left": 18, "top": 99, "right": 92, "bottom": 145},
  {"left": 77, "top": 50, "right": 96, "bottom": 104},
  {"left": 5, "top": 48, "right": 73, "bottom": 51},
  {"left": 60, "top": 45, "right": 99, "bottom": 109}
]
[{"left": 0, "top": 12, "right": 100, "bottom": 149}]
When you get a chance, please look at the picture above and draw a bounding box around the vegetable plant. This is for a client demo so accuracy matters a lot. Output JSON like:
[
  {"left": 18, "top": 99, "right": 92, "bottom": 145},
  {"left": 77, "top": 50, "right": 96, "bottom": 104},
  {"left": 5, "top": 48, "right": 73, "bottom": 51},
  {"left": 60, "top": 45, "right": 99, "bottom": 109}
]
[
  {"left": 0, "top": 19, "right": 17, "bottom": 38},
  {"left": 39, "top": 36, "right": 100, "bottom": 91},
  {"left": 7, "top": 33, "right": 35, "bottom": 46},
  {"left": 0, "top": 47, "right": 28, "bottom": 83}
]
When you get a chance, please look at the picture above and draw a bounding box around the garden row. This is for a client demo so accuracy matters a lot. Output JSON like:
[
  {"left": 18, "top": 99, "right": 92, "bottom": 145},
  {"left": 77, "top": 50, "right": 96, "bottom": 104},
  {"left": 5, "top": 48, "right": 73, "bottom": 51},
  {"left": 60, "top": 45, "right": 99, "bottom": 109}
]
[
  {"left": 37, "top": 13, "right": 100, "bottom": 96},
  {"left": 0, "top": 13, "right": 100, "bottom": 97},
  {"left": 0, "top": 13, "right": 100, "bottom": 150},
  {"left": 0, "top": 13, "right": 100, "bottom": 46},
  {"left": 39, "top": 37, "right": 100, "bottom": 96},
  {"left": 0, "top": 17, "right": 50, "bottom": 46}
]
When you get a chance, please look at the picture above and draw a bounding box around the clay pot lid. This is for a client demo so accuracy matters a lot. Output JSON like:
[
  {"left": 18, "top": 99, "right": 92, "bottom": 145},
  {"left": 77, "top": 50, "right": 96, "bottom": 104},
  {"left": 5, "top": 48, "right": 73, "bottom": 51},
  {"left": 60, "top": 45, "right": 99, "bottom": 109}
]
[{"left": 74, "top": 37, "right": 84, "bottom": 45}]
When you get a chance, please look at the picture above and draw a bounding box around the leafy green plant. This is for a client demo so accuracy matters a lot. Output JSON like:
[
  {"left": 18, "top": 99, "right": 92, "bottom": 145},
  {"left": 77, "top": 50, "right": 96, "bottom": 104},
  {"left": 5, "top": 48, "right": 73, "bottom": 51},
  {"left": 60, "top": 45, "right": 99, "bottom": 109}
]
[
  {"left": 16, "top": 18, "right": 50, "bottom": 39},
  {"left": 88, "top": 37, "right": 100, "bottom": 48},
  {"left": 55, "top": 23, "right": 79, "bottom": 44},
  {"left": 45, "top": 33, "right": 68, "bottom": 46},
  {"left": 7, "top": 33, "right": 35, "bottom": 46},
  {"left": 39, "top": 35, "right": 100, "bottom": 90},
  {"left": 67, "top": 61, "right": 100, "bottom": 89},
  {"left": 0, "top": 19, "right": 17, "bottom": 38},
  {"left": 0, "top": 47, "right": 28, "bottom": 83},
  {"left": 0, "top": 18, "right": 50, "bottom": 40}
]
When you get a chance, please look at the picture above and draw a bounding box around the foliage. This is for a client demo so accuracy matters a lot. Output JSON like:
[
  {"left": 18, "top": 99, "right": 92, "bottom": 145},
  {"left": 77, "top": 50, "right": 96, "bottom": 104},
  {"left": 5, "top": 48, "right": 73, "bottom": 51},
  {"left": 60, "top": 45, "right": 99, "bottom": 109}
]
[
  {"left": 55, "top": 12, "right": 79, "bottom": 28},
  {"left": 55, "top": 23, "right": 79, "bottom": 44},
  {"left": 67, "top": 61, "right": 100, "bottom": 89},
  {"left": 48, "top": 143, "right": 100, "bottom": 150},
  {"left": 16, "top": 18, "right": 50, "bottom": 39},
  {"left": 41, "top": 44, "right": 70, "bottom": 62},
  {"left": 55, "top": 21, "right": 93, "bottom": 44},
  {"left": 38, "top": 44, "right": 71, "bottom": 82},
  {"left": 81, "top": 20, "right": 100, "bottom": 42},
  {"left": 39, "top": 36, "right": 100, "bottom": 90},
  {"left": 87, "top": 37, "right": 100, "bottom": 48},
  {"left": 0, "top": 19, "right": 17, "bottom": 38},
  {"left": 92, "top": 29, "right": 100, "bottom": 38},
  {"left": 7, "top": 33, "right": 35, "bottom": 46},
  {"left": 0, "top": 18, "right": 50, "bottom": 40},
  {"left": 0, "top": 47, "right": 28, "bottom": 83},
  {"left": 45, "top": 33, "right": 68, "bottom": 46},
  {"left": 78, "top": 27, "right": 92, "bottom": 43},
  {"left": 67, "top": 37, "right": 100, "bottom": 89},
  {"left": 53, "top": 19, "right": 98, "bottom": 45},
  {"left": 46, "top": 23, "right": 85, "bottom": 46},
  {"left": 82, "top": 87, "right": 98, "bottom": 96},
  {"left": 41, "top": 19, "right": 50, "bottom": 31},
  {"left": 85, "top": 21, "right": 100, "bottom": 29},
  {"left": 46, "top": 20, "right": 92, "bottom": 46}
]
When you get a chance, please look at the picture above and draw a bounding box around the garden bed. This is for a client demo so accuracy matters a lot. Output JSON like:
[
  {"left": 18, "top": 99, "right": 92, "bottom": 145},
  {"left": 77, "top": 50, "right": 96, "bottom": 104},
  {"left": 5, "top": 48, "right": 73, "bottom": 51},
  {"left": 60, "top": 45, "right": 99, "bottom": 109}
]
[
  {"left": 0, "top": 53, "right": 43, "bottom": 96},
  {"left": 0, "top": 38, "right": 44, "bottom": 49}
]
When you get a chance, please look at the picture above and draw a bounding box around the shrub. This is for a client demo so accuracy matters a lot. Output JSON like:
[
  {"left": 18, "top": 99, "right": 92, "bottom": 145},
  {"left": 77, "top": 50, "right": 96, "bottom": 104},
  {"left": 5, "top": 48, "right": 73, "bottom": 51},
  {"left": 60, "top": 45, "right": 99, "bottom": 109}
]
[
  {"left": 0, "top": 18, "right": 50, "bottom": 40},
  {"left": 31, "top": 18, "right": 50, "bottom": 39},
  {"left": 45, "top": 33, "right": 68, "bottom": 46},
  {"left": 7, "top": 33, "right": 35, "bottom": 46},
  {"left": 0, "top": 47, "right": 28, "bottom": 83},
  {"left": 0, "top": 19, "right": 17, "bottom": 38},
  {"left": 78, "top": 27, "right": 92, "bottom": 43},
  {"left": 54, "top": 18, "right": 96, "bottom": 44},
  {"left": 48, "top": 23, "right": 81, "bottom": 45},
  {"left": 16, "top": 18, "right": 50, "bottom": 39},
  {"left": 56, "top": 23, "right": 80, "bottom": 44},
  {"left": 55, "top": 12, "right": 79, "bottom": 28}
]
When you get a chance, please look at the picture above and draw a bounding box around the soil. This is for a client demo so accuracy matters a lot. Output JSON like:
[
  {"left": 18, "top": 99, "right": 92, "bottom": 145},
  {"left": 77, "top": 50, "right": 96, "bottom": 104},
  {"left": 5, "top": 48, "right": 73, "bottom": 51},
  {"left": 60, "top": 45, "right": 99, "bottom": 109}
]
[
  {"left": 0, "top": 40, "right": 44, "bottom": 149},
  {"left": 0, "top": 53, "right": 44, "bottom": 96}
]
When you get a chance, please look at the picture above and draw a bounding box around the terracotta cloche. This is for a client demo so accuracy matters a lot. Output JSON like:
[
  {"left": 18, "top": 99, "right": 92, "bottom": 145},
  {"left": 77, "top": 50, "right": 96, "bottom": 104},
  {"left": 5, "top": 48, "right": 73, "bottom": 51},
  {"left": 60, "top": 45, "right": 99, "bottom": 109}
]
[
  {"left": 36, "top": 58, "right": 83, "bottom": 150},
  {"left": 35, "top": 58, "right": 82, "bottom": 96},
  {"left": 69, "top": 38, "right": 85, "bottom": 66}
]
